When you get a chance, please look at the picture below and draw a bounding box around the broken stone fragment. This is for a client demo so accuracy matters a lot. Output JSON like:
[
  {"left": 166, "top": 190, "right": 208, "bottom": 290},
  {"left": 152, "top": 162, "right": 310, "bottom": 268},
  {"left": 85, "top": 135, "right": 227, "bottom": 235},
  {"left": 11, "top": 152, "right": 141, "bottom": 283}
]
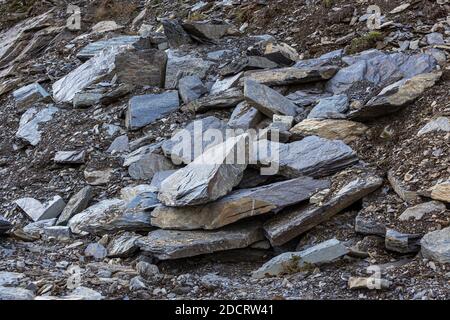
[
  {"left": 123, "top": 141, "right": 163, "bottom": 167},
  {"left": 210, "top": 72, "right": 243, "bottom": 94},
  {"left": 76, "top": 36, "right": 140, "bottom": 61},
  {"left": 220, "top": 56, "right": 278, "bottom": 77},
  {"left": 264, "top": 170, "right": 382, "bottom": 246},
  {"left": 15, "top": 196, "right": 66, "bottom": 222},
  {"left": 16, "top": 105, "right": 58, "bottom": 146},
  {"left": 425, "top": 32, "right": 445, "bottom": 46},
  {"left": 84, "top": 169, "right": 112, "bottom": 186},
  {"left": 23, "top": 218, "right": 56, "bottom": 236},
  {"left": 151, "top": 176, "right": 330, "bottom": 230},
  {"left": 354, "top": 214, "right": 387, "bottom": 236},
  {"left": 72, "top": 92, "right": 103, "bottom": 108},
  {"left": 227, "top": 102, "right": 263, "bottom": 130},
  {"left": 430, "top": 181, "right": 450, "bottom": 203},
  {"left": 149, "top": 170, "right": 176, "bottom": 192},
  {"left": 178, "top": 75, "right": 208, "bottom": 104},
  {"left": 161, "top": 116, "right": 229, "bottom": 165},
  {"left": 187, "top": 88, "right": 244, "bottom": 112},
  {"left": 107, "top": 232, "right": 142, "bottom": 258},
  {"left": 348, "top": 277, "right": 391, "bottom": 290},
  {"left": 0, "top": 286, "right": 35, "bottom": 300},
  {"left": 286, "top": 90, "right": 333, "bottom": 108},
  {"left": 263, "top": 42, "right": 299, "bottom": 66},
  {"left": 91, "top": 20, "right": 123, "bottom": 33},
  {"left": 349, "top": 72, "right": 442, "bottom": 120},
  {"left": 399, "top": 201, "right": 446, "bottom": 221},
  {"left": 387, "top": 170, "right": 419, "bottom": 204},
  {"left": 0, "top": 271, "right": 24, "bottom": 287},
  {"left": 252, "top": 239, "right": 349, "bottom": 278},
  {"left": 136, "top": 223, "right": 263, "bottom": 260},
  {"left": 115, "top": 48, "right": 167, "bottom": 88},
  {"left": 307, "top": 94, "right": 349, "bottom": 119},
  {"left": 158, "top": 134, "right": 248, "bottom": 207},
  {"left": 385, "top": 229, "right": 421, "bottom": 254},
  {"left": 12, "top": 82, "right": 49, "bottom": 110},
  {"left": 53, "top": 46, "right": 122, "bottom": 103},
  {"left": 68, "top": 198, "right": 152, "bottom": 235},
  {"left": 85, "top": 243, "right": 107, "bottom": 260},
  {"left": 126, "top": 91, "right": 180, "bottom": 130},
  {"left": 182, "top": 21, "right": 231, "bottom": 43},
  {"left": 128, "top": 153, "right": 176, "bottom": 181},
  {"left": 421, "top": 227, "right": 450, "bottom": 263},
  {"left": 0, "top": 215, "right": 12, "bottom": 235},
  {"left": 56, "top": 186, "right": 93, "bottom": 226},
  {"left": 43, "top": 226, "right": 71, "bottom": 240},
  {"left": 244, "top": 79, "right": 298, "bottom": 117},
  {"left": 255, "top": 136, "right": 358, "bottom": 178},
  {"left": 417, "top": 117, "right": 450, "bottom": 136},
  {"left": 242, "top": 66, "right": 338, "bottom": 86},
  {"left": 291, "top": 119, "right": 368, "bottom": 143},
  {"left": 161, "top": 19, "right": 192, "bottom": 48},
  {"left": 54, "top": 150, "right": 86, "bottom": 164}
]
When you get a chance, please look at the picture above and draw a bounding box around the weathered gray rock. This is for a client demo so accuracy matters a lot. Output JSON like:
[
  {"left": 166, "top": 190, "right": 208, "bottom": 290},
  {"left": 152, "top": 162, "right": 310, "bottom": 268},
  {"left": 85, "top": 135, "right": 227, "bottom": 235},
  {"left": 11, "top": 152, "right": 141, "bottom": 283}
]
[
  {"left": 187, "top": 88, "right": 244, "bottom": 112},
  {"left": 425, "top": 32, "right": 445, "bottom": 46},
  {"left": 126, "top": 192, "right": 160, "bottom": 212},
  {"left": 126, "top": 91, "right": 180, "bottom": 130},
  {"left": 149, "top": 170, "right": 176, "bottom": 192},
  {"left": 0, "top": 272, "right": 24, "bottom": 287},
  {"left": 399, "top": 201, "right": 446, "bottom": 221},
  {"left": 53, "top": 46, "right": 121, "bottom": 103},
  {"left": 16, "top": 106, "right": 58, "bottom": 146},
  {"left": 228, "top": 102, "right": 263, "bottom": 130},
  {"left": 244, "top": 79, "right": 298, "bottom": 117},
  {"left": 68, "top": 199, "right": 152, "bottom": 235},
  {"left": 23, "top": 218, "right": 56, "bottom": 236},
  {"left": 207, "top": 49, "right": 234, "bottom": 61},
  {"left": 72, "top": 92, "right": 103, "bottom": 108},
  {"left": 128, "top": 153, "right": 176, "bottom": 180},
  {"left": 43, "top": 226, "right": 71, "bottom": 240},
  {"left": 263, "top": 42, "right": 299, "bottom": 66},
  {"left": 308, "top": 94, "right": 349, "bottom": 119},
  {"left": 430, "top": 181, "right": 450, "bottom": 203},
  {"left": 120, "top": 184, "right": 155, "bottom": 202},
  {"left": 264, "top": 170, "right": 383, "bottom": 246},
  {"left": 54, "top": 150, "right": 86, "bottom": 164},
  {"left": 107, "top": 232, "right": 142, "bottom": 258},
  {"left": 387, "top": 169, "right": 419, "bottom": 204},
  {"left": 178, "top": 75, "right": 208, "bottom": 104},
  {"left": 286, "top": 90, "right": 332, "bottom": 107},
  {"left": 162, "top": 116, "right": 229, "bottom": 164},
  {"left": 151, "top": 176, "right": 330, "bottom": 230},
  {"left": 123, "top": 141, "right": 163, "bottom": 167},
  {"left": 161, "top": 19, "right": 192, "bottom": 48},
  {"left": 252, "top": 239, "right": 349, "bottom": 278},
  {"left": 165, "top": 50, "right": 214, "bottom": 89},
  {"left": 220, "top": 56, "right": 278, "bottom": 77},
  {"left": 13, "top": 82, "right": 49, "bottom": 110},
  {"left": 84, "top": 169, "right": 112, "bottom": 186},
  {"left": 355, "top": 214, "right": 387, "bottom": 236},
  {"left": 0, "top": 286, "right": 34, "bottom": 300},
  {"left": 182, "top": 21, "right": 231, "bottom": 42},
  {"left": 107, "top": 135, "right": 129, "bottom": 154},
  {"left": 85, "top": 243, "right": 107, "bottom": 260},
  {"left": 15, "top": 196, "right": 66, "bottom": 222},
  {"left": 256, "top": 136, "right": 358, "bottom": 178},
  {"left": 137, "top": 223, "right": 263, "bottom": 260},
  {"left": 158, "top": 134, "right": 248, "bottom": 207},
  {"left": 115, "top": 48, "right": 167, "bottom": 88},
  {"left": 56, "top": 186, "right": 93, "bottom": 226},
  {"left": 76, "top": 36, "right": 140, "bottom": 61},
  {"left": 385, "top": 229, "right": 421, "bottom": 253},
  {"left": 136, "top": 261, "right": 161, "bottom": 282},
  {"left": 417, "top": 117, "right": 450, "bottom": 136},
  {"left": 69, "top": 287, "right": 104, "bottom": 300},
  {"left": 210, "top": 72, "right": 243, "bottom": 94},
  {"left": 349, "top": 72, "right": 441, "bottom": 120},
  {"left": 242, "top": 66, "right": 338, "bottom": 86},
  {"left": 91, "top": 20, "right": 123, "bottom": 33},
  {"left": 421, "top": 227, "right": 450, "bottom": 263},
  {"left": 0, "top": 215, "right": 12, "bottom": 235},
  {"left": 291, "top": 119, "right": 368, "bottom": 143}
]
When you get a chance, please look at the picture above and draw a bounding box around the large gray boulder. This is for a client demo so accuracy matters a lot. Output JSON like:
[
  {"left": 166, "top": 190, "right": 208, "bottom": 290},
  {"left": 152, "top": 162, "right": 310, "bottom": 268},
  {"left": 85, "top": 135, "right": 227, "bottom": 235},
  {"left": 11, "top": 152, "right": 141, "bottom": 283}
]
[
  {"left": 136, "top": 223, "right": 264, "bottom": 260},
  {"left": 182, "top": 21, "right": 231, "bottom": 43},
  {"left": 158, "top": 134, "right": 249, "bottom": 207},
  {"left": 421, "top": 227, "right": 450, "bottom": 264},
  {"left": 151, "top": 176, "right": 330, "bottom": 230},
  {"left": 126, "top": 91, "right": 180, "bottom": 130},
  {"left": 128, "top": 153, "right": 176, "bottom": 180}
]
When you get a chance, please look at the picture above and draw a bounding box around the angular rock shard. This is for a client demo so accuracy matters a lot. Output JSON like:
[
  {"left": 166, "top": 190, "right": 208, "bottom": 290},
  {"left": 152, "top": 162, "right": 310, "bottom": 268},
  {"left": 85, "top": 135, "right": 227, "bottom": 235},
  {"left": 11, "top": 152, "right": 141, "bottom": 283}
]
[
  {"left": 182, "top": 21, "right": 231, "bottom": 43},
  {"left": 15, "top": 196, "right": 66, "bottom": 222},
  {"left": 54, "top": 150, "right": 86, "bottom": 164},
  {"left": 178, "top": 75, "right": 208, "bottom": 104},
  {"left": 307, "top": 94, "right": 349, "bottom": 119},
  {"left": 13, "top": 82, "right": 49, "bottom": 110},
  {"left": 56, "top": 186, "right": 93, "bottom": 226},
  {"left": 158, "top": 134, "right": 249, "bottom": 207},
  {"left": 152, "top": 176, "right": 330, "bottom": 230},
  {"left": 76, "top": 36, "right": 139, "bottom": 61},
  {"left": 430, "top": 181, "right": 450, "bottom": 203},
  {"left": 244, "top": 79, "right": 298, "bottom": 117},
  {"left": 0, "top": 215, "right": 12, "bottom": 235},
  {"left": 136, "top": 223, "right": 263, "bottom": 260},
  {"left": 165, "top": 51, "right": 214, "bottom": 89},
  {"left": 16, "top": 106, "right": 58, "bottom": 146},
  {"left": 187, "top": 88, "right": 244, "bottom": 112},
  {"left": 228, "top": 102, "right": 263, "bottom": 130},
  {"left": 417, "top": 117, "right": 450, "bottom": 136},
  {"left": 161, "top": 19, "right": 193, "bottom": 48},
  {"left": 264, "top": 170, "right": 383, "bottom": 246},
  {"left": 421, "top": 227, "right": 450, "bottom": 264},
  {"left": 128, "top": 153, "right": 176, "bottom": 181},
  {"left": 385, "top": 229, "right": 421, "bottom": 254}
]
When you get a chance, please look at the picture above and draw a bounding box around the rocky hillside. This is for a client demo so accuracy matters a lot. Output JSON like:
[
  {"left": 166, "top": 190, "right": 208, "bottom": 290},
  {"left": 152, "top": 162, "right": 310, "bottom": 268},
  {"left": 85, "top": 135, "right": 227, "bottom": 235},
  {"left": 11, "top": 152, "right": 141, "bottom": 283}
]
[{"left": 0, "top": 0, "right": 449, "bottom": 300}]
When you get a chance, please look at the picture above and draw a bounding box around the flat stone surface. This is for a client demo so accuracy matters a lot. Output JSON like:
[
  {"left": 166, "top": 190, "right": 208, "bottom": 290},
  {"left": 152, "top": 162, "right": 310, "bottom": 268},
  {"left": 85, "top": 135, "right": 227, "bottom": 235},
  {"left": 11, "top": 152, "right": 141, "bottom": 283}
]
[
  {"left": 54, "top": 150, "right": 86, "bottom": 164},
  {"left": 152, "top": 176, "right": 330, "bottom": 230},
  {"left": 0, "top": 272, "right": 25, "bottom": 287},
  {"left": 15, "top": 196, "right": 66, "bottom": 222},
  {"left": 136, "top": 223, "right": 264, "bottom": 260},
  {"left": 76, "top": 36, "right": 139, "bottom": 61},
  {"left": 264, "top": 170, "right": 383, "bottom": 246},
  {"left": 417, "top": 117, "right": 450, "bottom": 136},
  {"left": 178, "top": 75, "right": 208, "bottom": 104},
  {"left": 228, "top": 102, "right": 263, "bottom": 130},
  {"left": 126, "top": 91, "right": 180, "bottom": 130},
  {"left": 84, "top": 169, "right": 112, "bottom": 186},
  {"left": 252, "top": 239, "right": 349, "bottom": 278},
  {"left": 307, "top": 94, "right": 349, "bottom": 119},
  {"left": 162, "top": 116, "right": 229, "bottom": 164},
  {"left": 0, "top": 286, "right": 34, "bottom": 300},
  {"left": 182, "top": 21, "right": 231, "bottom": 42},
  {"left": 107, "top": 232, "right": 142, "bottom": 258},
  {"left": 291, "top": 119, "right": 368, "bottom": 143},
  {"left": 385, "top": 229, "right": 421, "bottom": 253},
  {"left": 421, "top": 227, "right": 450, "bottom": 263},
  {"left": 187, "top": 88, "right": 244, "bottom": 112},
  {"left": 210, "top": 72, "right": 243, "bottom": 94},
  {"left": 244, "top": 79, "right": 298, "bottom": 117},
  {"left": 158, "top": 134, "right": 248, "bottom": 207},
  {"left": 13, "top": 82, "right": 49, "bottom": 110},
  {"left": 399, "top": 201, "right": 446, "bottom": 221},
  {"left": 286, "top": 90, "right": 332, "bottom": 107},
  {"left": 16, "top": 106, "right": 58, "bottom": 146},
  {"left": 107, "top": 135, "right": 129, "bottom": 154},
  {"left": 430, "top": 181, "right": 450, "bottom": 203},
  {"left": 56, "top": 186, "right": 93, "bottom": 226},
  {"left": 128, "top": 153, "right": 176, "bottom": 180}
]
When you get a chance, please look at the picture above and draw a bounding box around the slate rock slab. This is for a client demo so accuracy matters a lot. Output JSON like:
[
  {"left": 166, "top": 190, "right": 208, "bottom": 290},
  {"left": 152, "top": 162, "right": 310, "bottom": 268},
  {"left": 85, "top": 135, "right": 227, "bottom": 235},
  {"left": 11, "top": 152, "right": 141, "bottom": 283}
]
[
  {"left": 0, "top": 286, "right": 34, "bottom": 300},
  {"left": 128, "top": 153, "right": 176, "bottom": 180},
  {"left": 56, "top": 186, "right": 93, "bottom": 226},
  {"left": 307, "top": 94, "right": 349, "bottom": 119},
  {"left": 152, "top": 176, "right": 330, "bottom": 230},
  {"left": 421, "top": 227, "right": 450, "bottom": 263},
  {"left": 54, "top": 150, "right": 86, "bottom": 164},
  {"left": 161, "top": 19, "right": 192, "bottom": 48},
  {"left": 16, "top": 106, "right": 58, "bottom": 146},
  {"left": 15, "top": 196, "right": 66, "bottom": 222},
  {"left": 228, "top": 101, "right": 263, "bottom": 130},
  {"left": 13, "top": 82, "right": 49, "bottom": 110},
  {"left": 76, "top": 36, "right": 140, "bottom": 61},
  {"left": 291, "top": 119, "right": 368, "bottom": 143},
  {"left": 187, "top": 88, "right": 244, "bottom": 113},
  {"left": 136, "top": 223, "right": 264, "bottom": 260},
  {"left": 126, "top": 91, "right": 179, "bottom": 130}
]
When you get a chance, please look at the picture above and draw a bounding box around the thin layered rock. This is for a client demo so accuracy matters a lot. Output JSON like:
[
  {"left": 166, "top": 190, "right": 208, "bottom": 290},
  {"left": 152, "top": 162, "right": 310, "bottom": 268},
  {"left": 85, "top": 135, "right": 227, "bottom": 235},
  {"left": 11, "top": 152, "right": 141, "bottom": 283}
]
[
  {"left": 16, "top": 106, "right": 58, "bottom": 146},
  {"left": 421, "top": 227, "right": 450, "bottom": 263},
  {"left": 264, "top": 170, "right": 383, "bottom": 246},
  {"left": 228, "top": 102, "right": 263, "bottom": 130},
  {"left": 56, "top": 186, "right": 93, "bottom": 226},
  {"left": 151, "top": 176, "right": 330, "bottom": 230},
  {"left": 187, "top": 88, "right": 244, "bottom": 112},
  {"left": 158, "top": 134, "right": 249, "bottom": 207},
  {"left": 430, "top": 181, "right": 450, "bottom": 203},
  {"left": 136, "top": 223, "right": 264, "bottom": 260},
  {"left": 13, "top": 83, "right": 50, "bottom": 110},
  {"left": 76, "top": 36, "right": 140, "bottom": 61}
]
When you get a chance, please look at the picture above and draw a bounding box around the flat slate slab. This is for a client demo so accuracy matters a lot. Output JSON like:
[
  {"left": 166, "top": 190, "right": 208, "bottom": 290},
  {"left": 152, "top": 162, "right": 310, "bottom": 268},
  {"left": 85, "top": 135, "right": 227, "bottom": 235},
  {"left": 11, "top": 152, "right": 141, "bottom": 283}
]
[
  {"left": 151, "top": 176, "right": 330, "bottom": 230},
  {"left": 126, "top": 91, "right": 180, "bottom": 130},
  {"left": 264, "top": 170, "right": 383, "bottom": 246},
  {"left": 76, "top": 36, "right": 140, "bottom": 61},
  {"left": 136, "top": 223, "right": 264, "bottom": 260}
]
